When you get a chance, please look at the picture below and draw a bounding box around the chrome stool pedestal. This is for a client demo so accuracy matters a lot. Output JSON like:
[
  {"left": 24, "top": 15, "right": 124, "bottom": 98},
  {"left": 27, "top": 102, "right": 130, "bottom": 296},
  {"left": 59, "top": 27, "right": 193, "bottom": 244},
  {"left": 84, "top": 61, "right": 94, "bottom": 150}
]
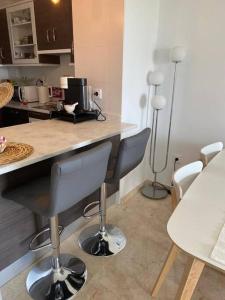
[
  {"left": 79, "top": 184, "right": 126, "bottom": 256},
  {"left": 27, "top": 217, "right": 87, "bottom": 300},
  {"left": 27, "top": 254, "right": 87, "bottom": 300},
  {"left": 79, "top": 224, "right": 126, "bottom": 256},
  {"left": 79, "top": 128, "right": 150, "bottom": 257}
]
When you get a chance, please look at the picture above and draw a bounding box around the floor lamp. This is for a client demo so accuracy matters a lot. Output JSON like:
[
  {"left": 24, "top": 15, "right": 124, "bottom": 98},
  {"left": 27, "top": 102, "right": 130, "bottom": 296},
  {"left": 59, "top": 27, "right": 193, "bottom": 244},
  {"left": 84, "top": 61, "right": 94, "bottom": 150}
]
[
  {"left": 141, "top": 94, "right": 167, "bottom": 199},
  {"left": 142, "top": 46, "right": 186, "bottom": 200}
]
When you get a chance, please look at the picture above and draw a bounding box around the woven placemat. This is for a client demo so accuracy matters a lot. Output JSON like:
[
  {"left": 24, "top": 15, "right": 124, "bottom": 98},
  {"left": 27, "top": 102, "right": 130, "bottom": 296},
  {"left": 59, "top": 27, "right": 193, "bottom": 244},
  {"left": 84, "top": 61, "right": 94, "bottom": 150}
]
[
  {"left": 0, "top": 82, "right": 14, "bottom": 109},
  {"left": 0, "top": 143, "right": 33, "bottom": 165}
]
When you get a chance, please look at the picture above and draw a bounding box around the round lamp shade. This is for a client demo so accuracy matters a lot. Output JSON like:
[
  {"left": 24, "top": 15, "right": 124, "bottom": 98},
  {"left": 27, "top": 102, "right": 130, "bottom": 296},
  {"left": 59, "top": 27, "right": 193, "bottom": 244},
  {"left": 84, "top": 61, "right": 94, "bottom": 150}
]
[
  {"left": 171, "top": 46, "right": 186, "bottom": 63},
  {"left": 149, "top": 71, "right": 165, "bottom": 86},
  {"left": 151, "top": 95, "right": 167, "bottom": 110}
]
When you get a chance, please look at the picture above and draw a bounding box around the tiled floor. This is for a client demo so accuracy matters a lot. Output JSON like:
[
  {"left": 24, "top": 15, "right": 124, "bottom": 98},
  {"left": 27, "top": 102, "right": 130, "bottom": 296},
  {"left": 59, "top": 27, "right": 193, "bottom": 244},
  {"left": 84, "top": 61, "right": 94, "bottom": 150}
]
[{"left": 2, "top": 190, "right": 225, "bottom": 299}]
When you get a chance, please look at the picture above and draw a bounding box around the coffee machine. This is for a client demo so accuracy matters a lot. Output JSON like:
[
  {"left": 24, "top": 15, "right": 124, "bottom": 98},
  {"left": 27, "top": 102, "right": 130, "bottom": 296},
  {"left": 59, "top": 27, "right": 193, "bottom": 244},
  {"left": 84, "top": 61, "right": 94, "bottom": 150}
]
[{"left": 52, "top": 77, "right": 98, "bottom": 123}]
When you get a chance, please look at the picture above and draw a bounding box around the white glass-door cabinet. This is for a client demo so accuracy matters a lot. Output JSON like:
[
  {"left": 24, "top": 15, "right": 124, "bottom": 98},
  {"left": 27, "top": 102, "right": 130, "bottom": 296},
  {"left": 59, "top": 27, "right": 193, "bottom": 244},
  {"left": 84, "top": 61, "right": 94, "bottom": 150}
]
[{"left": 6, "top": 1, "right": 38, "bottom": 64}]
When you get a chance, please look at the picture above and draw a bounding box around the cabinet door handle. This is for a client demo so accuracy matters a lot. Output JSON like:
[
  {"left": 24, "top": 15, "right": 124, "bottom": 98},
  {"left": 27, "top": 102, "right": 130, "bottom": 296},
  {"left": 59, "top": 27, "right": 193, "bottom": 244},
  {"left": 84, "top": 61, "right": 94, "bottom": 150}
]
[
  {"left": 52, "top": 27, "right": 56, "bottom": 42},
  {"left": 46, "top": 29, "right": 50, "bottom": 42}
]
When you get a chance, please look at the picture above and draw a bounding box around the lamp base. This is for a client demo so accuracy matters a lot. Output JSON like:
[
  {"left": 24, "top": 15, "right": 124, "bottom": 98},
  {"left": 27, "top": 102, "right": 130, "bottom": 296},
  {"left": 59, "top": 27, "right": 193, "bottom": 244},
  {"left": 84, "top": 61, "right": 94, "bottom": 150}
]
[{"left": 141, "top": 184, "right": 168, "bottom": 200}]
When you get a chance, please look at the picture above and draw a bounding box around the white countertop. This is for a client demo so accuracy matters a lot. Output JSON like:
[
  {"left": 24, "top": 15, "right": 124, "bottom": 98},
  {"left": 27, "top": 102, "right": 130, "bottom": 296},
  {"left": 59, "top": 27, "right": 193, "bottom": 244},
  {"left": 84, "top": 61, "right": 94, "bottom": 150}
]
[
  {"left": 167, "top": 150, "right": 225, "bottom": 272},
  {"left": 0, "top": 116, "right": 135, "bottom": 175}
]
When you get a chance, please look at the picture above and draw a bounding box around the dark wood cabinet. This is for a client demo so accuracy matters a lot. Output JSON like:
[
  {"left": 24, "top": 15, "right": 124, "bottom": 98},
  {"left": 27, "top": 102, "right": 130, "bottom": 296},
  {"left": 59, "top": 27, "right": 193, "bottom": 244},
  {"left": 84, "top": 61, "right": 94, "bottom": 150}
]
[
  {"left": 34, "top": 0, "right": 73, "bottom": 52},
  {"left": 0, "top": 107, "right": 29, "bottom": 127},
  {"left": 0, "top": 9, "right": 12, "bottom": 65}
]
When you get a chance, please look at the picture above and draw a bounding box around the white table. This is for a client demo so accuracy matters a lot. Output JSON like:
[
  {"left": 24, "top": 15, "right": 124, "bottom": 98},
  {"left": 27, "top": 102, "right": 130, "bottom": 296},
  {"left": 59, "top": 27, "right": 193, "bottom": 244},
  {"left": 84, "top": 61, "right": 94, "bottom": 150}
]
[{"left": 167, "top": 150, "right": 225, "bottom": 299}]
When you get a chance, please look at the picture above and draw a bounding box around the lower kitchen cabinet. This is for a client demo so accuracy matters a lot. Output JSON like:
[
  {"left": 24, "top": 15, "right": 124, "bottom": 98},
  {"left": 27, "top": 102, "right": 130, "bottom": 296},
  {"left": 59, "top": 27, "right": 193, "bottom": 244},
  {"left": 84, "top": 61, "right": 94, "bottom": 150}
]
[{"left": 0, "top": 107, "right": 29, "bottom": 127}]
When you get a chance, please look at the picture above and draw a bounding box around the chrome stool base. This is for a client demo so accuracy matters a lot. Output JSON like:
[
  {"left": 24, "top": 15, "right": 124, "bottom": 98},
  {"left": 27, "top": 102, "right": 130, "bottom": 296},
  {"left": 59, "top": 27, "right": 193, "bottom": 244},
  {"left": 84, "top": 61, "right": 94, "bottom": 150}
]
[
  {"left": 26, "top": 254, "right": 87, "bottom": 300},
  {"left": 78, "top": 224, "right": 126, "bottom": 256}
]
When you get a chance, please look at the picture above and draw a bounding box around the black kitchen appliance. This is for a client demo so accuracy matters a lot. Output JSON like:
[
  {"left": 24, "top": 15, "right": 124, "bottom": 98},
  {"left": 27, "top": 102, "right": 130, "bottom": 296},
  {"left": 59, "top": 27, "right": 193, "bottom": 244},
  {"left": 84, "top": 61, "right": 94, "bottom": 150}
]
[
  {"left": 52, "top": 77, "right": 99, "bottom": 123},
  {"left": 11, "top": 85, "right": 20, "bottom": 101}
]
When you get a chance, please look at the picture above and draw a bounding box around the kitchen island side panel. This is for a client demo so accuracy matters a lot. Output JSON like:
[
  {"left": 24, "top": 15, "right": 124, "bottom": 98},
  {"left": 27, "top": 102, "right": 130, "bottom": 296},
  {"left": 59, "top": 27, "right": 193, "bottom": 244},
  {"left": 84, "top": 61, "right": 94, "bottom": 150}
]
[{"left": 0, "top": 135, "right": 120, "bottom": 270}]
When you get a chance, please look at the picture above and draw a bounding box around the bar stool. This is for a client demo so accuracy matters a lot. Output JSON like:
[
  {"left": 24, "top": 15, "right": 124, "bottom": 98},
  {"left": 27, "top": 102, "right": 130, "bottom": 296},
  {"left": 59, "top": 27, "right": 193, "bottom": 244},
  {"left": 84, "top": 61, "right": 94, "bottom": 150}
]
[
  {"left": 200, "top": 142, "right": 223, "bottom": 167},
  {"left": 78, "top": 128, "right": 150, "bottom": 256},
  {"left": 151, "top": 160, "right": 203, "bottom": 297},
  {"left": 3, "top": 142, "right": 112, "bottom": 299}
]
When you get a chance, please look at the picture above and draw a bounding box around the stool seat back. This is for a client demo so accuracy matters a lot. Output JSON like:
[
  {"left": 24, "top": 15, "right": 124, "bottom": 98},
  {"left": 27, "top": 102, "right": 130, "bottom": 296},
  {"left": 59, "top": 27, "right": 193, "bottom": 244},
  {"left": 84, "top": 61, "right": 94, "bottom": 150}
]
[
  {"left": 50, "top": 142, "right": 112, "bottom": 216},
  {"left": 106, "top": 128, "right": 150, "bottom": 183}
]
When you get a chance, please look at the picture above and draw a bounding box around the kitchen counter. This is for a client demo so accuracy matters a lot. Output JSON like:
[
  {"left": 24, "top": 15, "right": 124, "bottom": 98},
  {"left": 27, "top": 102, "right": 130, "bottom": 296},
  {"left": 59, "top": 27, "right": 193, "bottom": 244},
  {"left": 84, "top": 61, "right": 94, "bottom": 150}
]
[
  {"left": 6, "top": 100, "right": 58, "bottom": 114},
  {"left": 0, "top": 116, "right": 134, "bottom": 175}
]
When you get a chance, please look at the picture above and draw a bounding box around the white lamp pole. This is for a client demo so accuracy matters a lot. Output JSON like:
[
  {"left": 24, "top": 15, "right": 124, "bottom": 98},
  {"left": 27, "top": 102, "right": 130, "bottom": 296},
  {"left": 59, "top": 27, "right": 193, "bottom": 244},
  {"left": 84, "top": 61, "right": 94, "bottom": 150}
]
[
  {"left": 142, "top": 46, "right": 186, "bottom": 200},
  {"left": 162, "top": 46, "right": 186, "bottom": 173}
]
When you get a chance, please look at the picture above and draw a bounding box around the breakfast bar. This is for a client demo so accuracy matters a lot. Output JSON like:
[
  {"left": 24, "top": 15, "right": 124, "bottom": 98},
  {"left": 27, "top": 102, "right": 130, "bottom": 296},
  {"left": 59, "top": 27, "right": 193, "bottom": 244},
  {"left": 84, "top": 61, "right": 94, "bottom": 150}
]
[{"left": 0, "top": 116, "right": 134, "bottom": 272}]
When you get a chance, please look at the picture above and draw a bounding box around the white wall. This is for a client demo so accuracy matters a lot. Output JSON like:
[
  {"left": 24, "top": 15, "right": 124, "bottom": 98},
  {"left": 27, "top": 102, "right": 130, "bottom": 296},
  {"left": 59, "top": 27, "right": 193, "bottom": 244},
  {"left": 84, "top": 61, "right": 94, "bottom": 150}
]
[
  {"left": 72, "top": 0, "right": 124, "bottom": 117},
  {"left": 120, "top": 0, "right": 159, "bottom": 197},
  {"left": 154, "top": 0, "right": 225, "bottom": 185}
]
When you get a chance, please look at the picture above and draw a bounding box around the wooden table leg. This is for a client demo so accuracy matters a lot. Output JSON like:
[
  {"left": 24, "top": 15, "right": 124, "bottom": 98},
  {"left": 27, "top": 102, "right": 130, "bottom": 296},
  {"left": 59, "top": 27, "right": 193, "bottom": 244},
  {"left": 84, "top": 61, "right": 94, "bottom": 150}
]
[
  {"left": 175, "top": 256, "right": 205, "bottom": 300},
  {"left": 151, "top": 244, "right": 179, "bottom": 297}
]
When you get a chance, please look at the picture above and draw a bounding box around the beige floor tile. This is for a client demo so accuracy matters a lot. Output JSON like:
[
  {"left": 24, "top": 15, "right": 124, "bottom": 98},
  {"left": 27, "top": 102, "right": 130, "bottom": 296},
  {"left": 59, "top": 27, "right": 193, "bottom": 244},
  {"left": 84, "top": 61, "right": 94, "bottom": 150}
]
[{"left": 2, "top": 190, "right": 225, "bottom": 299}]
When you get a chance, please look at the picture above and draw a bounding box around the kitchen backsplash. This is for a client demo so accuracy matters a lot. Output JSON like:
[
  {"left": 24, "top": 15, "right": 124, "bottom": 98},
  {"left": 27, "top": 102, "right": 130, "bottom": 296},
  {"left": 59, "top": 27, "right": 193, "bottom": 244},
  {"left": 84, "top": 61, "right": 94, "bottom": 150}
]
[{"left": 1, "top": 54, "right": 74, "bottom": 88}]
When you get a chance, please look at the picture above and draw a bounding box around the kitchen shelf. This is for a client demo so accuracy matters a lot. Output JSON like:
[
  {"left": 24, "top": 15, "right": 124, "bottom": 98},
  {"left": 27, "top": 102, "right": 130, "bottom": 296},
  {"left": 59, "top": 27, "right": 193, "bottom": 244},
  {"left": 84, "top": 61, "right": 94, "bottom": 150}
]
[
  {"left": 0, "top": 63, "right": 58, "bottom": 67},
  {"left": 11, "top": 21, "right": 31, "bottom": 27},
  {"left": 14, "top": 43, "right": 35, "bottom": 47}
]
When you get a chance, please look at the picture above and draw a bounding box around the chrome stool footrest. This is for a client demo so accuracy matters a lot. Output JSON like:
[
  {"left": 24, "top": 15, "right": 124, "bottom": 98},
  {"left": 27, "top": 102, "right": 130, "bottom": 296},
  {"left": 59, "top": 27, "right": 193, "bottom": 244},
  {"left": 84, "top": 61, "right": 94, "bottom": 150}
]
[
  {"left": 29, "top": 225, "right": 64, "bottom": 252},
  {"left": 83, "top": 201, "right": 100, "bottom": 218}
]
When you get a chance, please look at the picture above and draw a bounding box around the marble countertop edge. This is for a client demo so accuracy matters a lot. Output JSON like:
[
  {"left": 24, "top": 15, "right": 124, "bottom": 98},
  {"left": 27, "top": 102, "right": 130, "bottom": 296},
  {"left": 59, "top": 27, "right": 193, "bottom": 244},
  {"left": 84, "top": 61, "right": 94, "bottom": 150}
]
[{"left": 0, "top": 118, "right": 136, "bottom": 175}]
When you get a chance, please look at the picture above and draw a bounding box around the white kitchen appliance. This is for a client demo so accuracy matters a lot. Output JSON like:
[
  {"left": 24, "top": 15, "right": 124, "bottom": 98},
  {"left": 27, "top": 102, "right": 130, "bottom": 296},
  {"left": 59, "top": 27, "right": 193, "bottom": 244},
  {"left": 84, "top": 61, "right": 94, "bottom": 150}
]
[
  {"left": 37, "top": 86, "right": 53, "bottom": 104},
  {"left": 19, "top": 86, "right": 38, "bottom": 103}
]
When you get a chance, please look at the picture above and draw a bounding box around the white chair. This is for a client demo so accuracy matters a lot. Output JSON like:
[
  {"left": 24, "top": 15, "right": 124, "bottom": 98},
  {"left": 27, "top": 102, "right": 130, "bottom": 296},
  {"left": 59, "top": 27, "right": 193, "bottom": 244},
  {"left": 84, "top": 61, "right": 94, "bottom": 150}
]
[
  {"left": 151, "top": 161, "right": 203, "bottom": 298},
  {"left": 171, "top": 161, "right": 204, "bottom": 208},
  {"left": 200, "top": 142, "right": 223, "bottom": 167}
]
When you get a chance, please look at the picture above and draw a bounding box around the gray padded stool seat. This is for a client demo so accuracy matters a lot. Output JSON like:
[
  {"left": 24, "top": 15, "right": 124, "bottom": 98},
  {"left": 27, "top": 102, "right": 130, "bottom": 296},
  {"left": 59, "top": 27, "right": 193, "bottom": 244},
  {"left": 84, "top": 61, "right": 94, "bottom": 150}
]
[
  {"left": 3, "top": 142, "right": 112, "bottom": 300},
  {"left": 78, "top": 128, "right": 150, "bottom": 256}
]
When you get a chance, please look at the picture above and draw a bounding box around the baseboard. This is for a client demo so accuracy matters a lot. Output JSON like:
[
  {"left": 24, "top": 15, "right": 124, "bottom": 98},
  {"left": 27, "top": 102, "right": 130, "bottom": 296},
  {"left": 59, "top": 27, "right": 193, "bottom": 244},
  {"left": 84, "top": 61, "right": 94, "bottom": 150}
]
[{"left": 122, "top": 180, "right": 148, "bottom": 203}]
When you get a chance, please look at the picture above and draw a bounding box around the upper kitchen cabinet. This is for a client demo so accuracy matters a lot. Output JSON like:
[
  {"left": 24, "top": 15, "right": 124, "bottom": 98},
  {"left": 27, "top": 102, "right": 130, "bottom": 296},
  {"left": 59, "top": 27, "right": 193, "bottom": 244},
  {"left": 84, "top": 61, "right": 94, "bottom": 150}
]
[
  {"left": 34, "top": 0, "right": 73, "bottom": 54},
  {"left": 0, "top": 9, "right": 12, "bottom": 64},
  {"left": 6, "top": 2, "right": 39, "bottom": 64}
]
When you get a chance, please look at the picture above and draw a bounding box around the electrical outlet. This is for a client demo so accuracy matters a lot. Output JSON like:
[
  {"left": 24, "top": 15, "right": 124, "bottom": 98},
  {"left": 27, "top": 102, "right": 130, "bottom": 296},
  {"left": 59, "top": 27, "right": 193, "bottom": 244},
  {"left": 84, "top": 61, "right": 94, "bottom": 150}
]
[
  {"left": 93, "top": 88, "right": 103, "bottom": 101},
  {"left": 173, "top": 154, "right": 182, "bottom": 164}
]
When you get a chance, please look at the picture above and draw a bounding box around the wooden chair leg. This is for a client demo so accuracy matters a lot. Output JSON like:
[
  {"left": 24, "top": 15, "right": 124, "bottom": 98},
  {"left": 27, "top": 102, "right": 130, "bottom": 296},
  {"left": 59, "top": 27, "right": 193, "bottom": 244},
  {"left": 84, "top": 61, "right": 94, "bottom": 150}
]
[
  {"left": 151, "top": 244, "right": 179, "bottom": 297},
  {"left": 175, "top": 256, "right": 205, "bottom": 300},
  {"left": 171, "top": 186, "right": 178, "bottom": 211}
]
